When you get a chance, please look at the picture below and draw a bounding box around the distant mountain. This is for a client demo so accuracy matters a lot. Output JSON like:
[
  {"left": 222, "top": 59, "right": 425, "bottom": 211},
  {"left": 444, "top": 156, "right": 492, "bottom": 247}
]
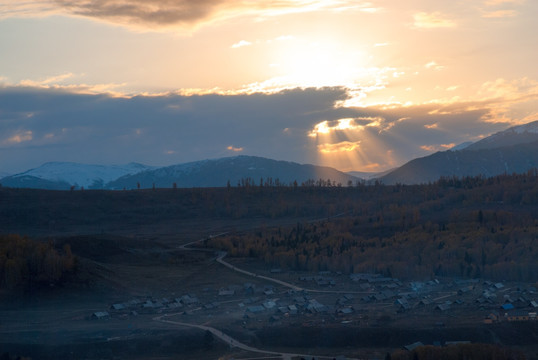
[
  {"left": 378, "top": 120, "right": 538, "bottom": 185},
  {"left": 0, "top": 162, "right": 155, "bottom": 190},
  {"left": 449, "top": 141, "right": 473, "bottom": 151},
  {"left": 347, "top": 169, "right": 394, "bottom": 180},
  {"left": 108, "top": 156, "right": 359, "bottom": 189},
  {"left": 465, "top": 120, "right": 538, "bottom": 151}
]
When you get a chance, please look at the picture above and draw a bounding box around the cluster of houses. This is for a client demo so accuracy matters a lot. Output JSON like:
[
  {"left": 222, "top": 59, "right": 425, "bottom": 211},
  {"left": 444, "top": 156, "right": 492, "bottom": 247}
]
[
  {"left": 91, "top": 294, "right": 202, "bottom": 320},
  {"left": 90, "top": 271, "right": 538, "bottom": 331},
  {"left": 299, "top": 275, "right": 336, "bottom": 287},
  {"left": 241, "top": 291, "right": 355, "bottom": 321}
]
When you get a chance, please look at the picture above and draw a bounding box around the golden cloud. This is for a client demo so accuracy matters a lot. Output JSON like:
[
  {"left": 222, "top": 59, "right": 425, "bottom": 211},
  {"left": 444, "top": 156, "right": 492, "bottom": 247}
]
[
  {"left": 318, "top": 141, "right": 360, "bottom": 154},
  {"left": 413, "top": 12, "right": 457, "bottom": 29},
  {"left": 4, "top": 130, "right": 33, "bottom": 145},
  {"left": 227, "top": 145, "right": 244, "bottom": 152},
  {"left": 1, "top": 0, "right": 380, "bottom": 32},
  {"left": 420, "top": 143, "right": 457, "bottom": 152},
  {"left": 481, "top": 9, "right": 517, "bottom": 18},
  {"left": 308, "top": 117, "right": 384, "bottom": 137}
]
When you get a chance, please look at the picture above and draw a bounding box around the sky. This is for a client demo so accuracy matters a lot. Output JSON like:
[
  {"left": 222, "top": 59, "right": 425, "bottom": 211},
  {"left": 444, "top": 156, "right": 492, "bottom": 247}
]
[{"left": 1, "top": 0, "right": 538, "bottom": 174}]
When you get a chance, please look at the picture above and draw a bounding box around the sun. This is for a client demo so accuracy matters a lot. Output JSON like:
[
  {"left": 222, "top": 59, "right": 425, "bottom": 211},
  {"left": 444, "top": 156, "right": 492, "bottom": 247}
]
[{"left": 272, "top": 37, "right": 365, "bottom": 88}]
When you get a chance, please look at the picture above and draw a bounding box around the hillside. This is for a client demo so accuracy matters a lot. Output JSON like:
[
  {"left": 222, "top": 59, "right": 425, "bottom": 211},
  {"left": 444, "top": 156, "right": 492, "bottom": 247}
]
[
  {"left": 379, "top": 141, "right": 538, "bottom": 185},
  {"left": 107, "top": 156, "right": 359, "bottom": 189},
  {"left": 0, "top": 162, "right": 154, "bottom": 190},
  {"left": 378, "top": 120, "right": 538, "bottom": 185}
]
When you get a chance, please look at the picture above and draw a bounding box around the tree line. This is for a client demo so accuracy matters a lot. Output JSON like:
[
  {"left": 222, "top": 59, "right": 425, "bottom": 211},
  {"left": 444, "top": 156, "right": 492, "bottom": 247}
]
[
  {"left": 206, "top": 171, "right": 538, "bottom": 281},
  {"left": 0, "top": 234, "right": 77, "bottom": 290}
]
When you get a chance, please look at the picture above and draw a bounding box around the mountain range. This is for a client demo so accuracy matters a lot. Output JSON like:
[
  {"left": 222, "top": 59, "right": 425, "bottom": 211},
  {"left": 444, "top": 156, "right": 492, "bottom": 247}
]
[
  {"left": 378, "top": 120, "right": 538, "bottom": 185},
  {"left": 1, "top": 120, "right": 537, "bottom": 189},
  {"left": 0, "top": 156, "right": 358, "bottom": 190}
]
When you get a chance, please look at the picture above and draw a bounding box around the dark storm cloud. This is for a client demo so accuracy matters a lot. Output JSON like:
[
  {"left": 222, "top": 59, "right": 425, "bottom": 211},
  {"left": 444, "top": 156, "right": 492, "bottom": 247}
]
[
  {"left": 0, "top": 85, "right": 512, "bottom": 174},
  {"left": 53, "top": 0, "right": 226, "bottom": 28},
  {"left": 0, "top": 86, "right": 348, "bottom": 172}
]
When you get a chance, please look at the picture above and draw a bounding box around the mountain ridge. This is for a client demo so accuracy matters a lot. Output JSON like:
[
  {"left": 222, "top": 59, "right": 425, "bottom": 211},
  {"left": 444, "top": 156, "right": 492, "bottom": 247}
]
[
  {"left": 378, "top": 120, "right": 538, "bottom": 185},
  {"left": 0, "top": 156, "right": 359, "bottom": 190}
]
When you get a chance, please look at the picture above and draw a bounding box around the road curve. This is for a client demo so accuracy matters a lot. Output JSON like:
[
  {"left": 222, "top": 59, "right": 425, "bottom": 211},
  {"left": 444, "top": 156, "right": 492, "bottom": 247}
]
[{"left": 153, "top": 314, "right": 337, "bottom": 360}]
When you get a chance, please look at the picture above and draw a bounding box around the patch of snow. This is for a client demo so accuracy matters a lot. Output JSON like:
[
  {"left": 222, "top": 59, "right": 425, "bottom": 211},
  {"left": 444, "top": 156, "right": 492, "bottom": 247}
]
[
  {"left": 511, "top": 120, "right": 538, "bottom": 134},
  {"left": 13, "top": 162, "right": 155, "bottom": 188},
  {"left": 450, "top": 141, "right": 473, "bottom": 151}
]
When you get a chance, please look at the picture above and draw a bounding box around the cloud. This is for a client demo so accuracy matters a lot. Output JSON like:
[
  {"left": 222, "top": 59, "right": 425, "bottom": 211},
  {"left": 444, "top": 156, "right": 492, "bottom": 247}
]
[
  {"left": 483, "top": 0, "right": 524, "bottom": 5},
  {"left": 481, "top": 9, "right": 517, "bottom": 18},
  {"left": 318, "top": 141, "right": 360, "bottom": 154},
  {"left": 227, "top": 145, "right": 244, "bottom": 152},
  {"left": 3, "top": 130, "right": 33, "bottom": 145},
  {"left": 420, "top": 143, "right": 455, "bottom": 152},
  {"left": 0, "top": 84, "right": 532, "bottom": 174},
  {"left": 413, "top": 12, "right": 457, "bottom": 29},
  {"left": 231, "top": 40, "right": 252, "bottom": 49},
  {"left": 1, "top": 0, "right": 380, "bottom": 32},
  {"left": 425, "top": 61, "right": 445, "bottom": 71},
  {"left": 309, "top": 117, "right": 370, "bottom": 137}
]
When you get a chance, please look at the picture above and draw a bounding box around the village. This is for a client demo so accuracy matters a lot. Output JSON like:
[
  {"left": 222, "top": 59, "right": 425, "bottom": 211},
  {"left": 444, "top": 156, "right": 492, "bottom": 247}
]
[{"left": 88, "top": 255, "right": 538, "bottom": 355}]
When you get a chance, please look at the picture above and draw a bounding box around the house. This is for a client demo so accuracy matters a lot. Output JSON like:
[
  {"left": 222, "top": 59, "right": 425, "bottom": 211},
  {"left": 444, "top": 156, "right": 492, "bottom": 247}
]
[
  {"left": 397, "top": 303, "right": 412, "bottom": 312},
  {"left": 506, "top": 311, "right": 530, "bottom": 321},
  {"left": 382, "top": 290, "right": 396, "bottom": 299},
  {"left": 180, "top": 294, "right": 199, "bottom": 305},
  {"left": 244, "top": 283, "right": 255, "bottom": 295},
  {"left": 395, "top": 298, "right": 409, "bottom": 306},
  {"left": 458, "top": 286, "right": 474, "bottom": 295},
  {"left": 218, "top": 289, "right": 235, "bottom": 296},
  {"left": 306, "top": 299, "right": 328, "bottom": 313},
  {"left": 263, "top": 300, "right": 277, "bottom": 309},
  {"left": 435, "top": 304, "right": 451, "bottom": 312},
  {"left": 337, "top": 307, "right": 354, "bottom": 315},
  {"left": 530, "top": 300, "right": 538, "bottom": 308},
  {"left": 91, "top": 311, "right": 110, "bottom": 320},
  {"left": 110, "top": 303, "right": 126, "bottom": 311},
  {"left": 501, "top": 303, "right": 515, "bottom": 311},
  {"left": 247, "top": 305, "right": 265, "bottom": 313},
  {"left": 483, "top": 312, "right": 499, "bottom": 324},
  {"left": 446, "top": 341, "right": 471, "bottom": 346},
  {"left": 418, "top": 299, "right": 432, "bottom": 306},
  {"left": 142, "top": 300, "right": 155, "bottom": 309},
  {"left": 404, "top": 342, "right": 424, "bottom": 351}
]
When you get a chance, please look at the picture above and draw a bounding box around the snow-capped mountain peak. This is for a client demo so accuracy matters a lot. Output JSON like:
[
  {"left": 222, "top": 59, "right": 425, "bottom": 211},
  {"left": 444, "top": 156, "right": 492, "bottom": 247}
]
[
  {"left": 464, "top": 120, "right": 538, "bottom": 151},
  {"left": 11, "top": 162, "right": 155, "bottom": 188}
]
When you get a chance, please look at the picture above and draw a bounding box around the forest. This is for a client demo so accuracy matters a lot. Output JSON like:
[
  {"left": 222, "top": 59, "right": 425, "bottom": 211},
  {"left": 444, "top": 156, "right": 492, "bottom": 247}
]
[
  {"left": 1, "top": 171, "right": 537, "bottom": 282},
  {"left": 0, "top": 234, "right": 77, "bottom": 290},
  {"left": 389, "top": 343, "right": 526, "bottom": 360},
  {"left": 206, "top": 171, "right": 538, "bottom": 281}
]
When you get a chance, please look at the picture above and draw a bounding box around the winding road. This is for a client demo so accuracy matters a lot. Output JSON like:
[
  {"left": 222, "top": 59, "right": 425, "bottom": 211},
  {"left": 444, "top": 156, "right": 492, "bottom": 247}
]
[
  {"left": 167, "top": 224, "right": 365, "bottom": 359},
  {"left": 154, "top": 313, "right": 334, "bottom": 360}
]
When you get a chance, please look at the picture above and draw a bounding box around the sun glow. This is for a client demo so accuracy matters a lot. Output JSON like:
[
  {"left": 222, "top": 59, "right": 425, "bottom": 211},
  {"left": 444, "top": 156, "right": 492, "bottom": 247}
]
[
  {"left": 308, "top": 116, "right": 396, "bottom": 172},
  {"left": 272, "top": 38, "right": 366, "bottom": 89}
]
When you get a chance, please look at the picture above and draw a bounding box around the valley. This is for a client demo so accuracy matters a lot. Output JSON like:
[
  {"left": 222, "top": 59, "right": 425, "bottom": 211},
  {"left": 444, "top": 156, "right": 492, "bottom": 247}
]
[{"left": 1, "top": 174, "right": 538, "bottom": 359}]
